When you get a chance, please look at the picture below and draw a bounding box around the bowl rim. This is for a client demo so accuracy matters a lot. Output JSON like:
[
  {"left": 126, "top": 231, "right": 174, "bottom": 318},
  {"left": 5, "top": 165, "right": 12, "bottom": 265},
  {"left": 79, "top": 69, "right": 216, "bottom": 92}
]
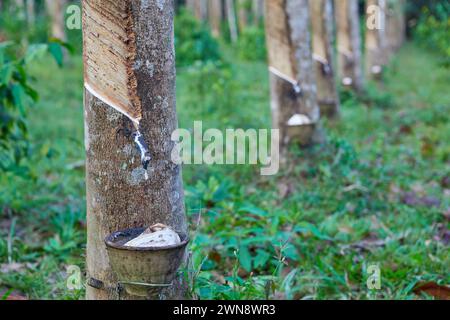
[{"left": 105, "top": 227, "right": 190, "bottom": 252}]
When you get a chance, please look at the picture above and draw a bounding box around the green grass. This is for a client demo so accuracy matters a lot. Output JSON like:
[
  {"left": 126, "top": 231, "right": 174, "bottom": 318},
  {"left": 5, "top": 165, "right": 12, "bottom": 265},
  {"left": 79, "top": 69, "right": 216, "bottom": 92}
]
[{"left": 0, "top": 43, "right": 448, "bottom": 300}]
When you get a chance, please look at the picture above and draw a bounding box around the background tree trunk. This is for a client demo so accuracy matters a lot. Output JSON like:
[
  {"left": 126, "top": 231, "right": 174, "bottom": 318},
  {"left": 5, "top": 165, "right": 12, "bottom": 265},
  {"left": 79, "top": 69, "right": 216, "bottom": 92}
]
[
  {"left": 187, "top": 0, "right": 207, "bottom": 21},
  {"left": 14, "top": 0, "right": 26, "bottom": 19},
  {"left": 82, "top": 0, "right": 188, "bottom": 300},
  {"left": 365, "top": 0, "right": 388, "bottom": 80},
  {"left": 238, "top": 0, "right": 248, "bottom": 32},
  {"left": 386, "top": 0, "right": 406, "bottom": 55},
  {"left": 334, "top": 0, "right": 364, "bottom": 93},
  {"left": 310, "top": 0, "right": 340, "bottom": 118},
  {"left": 209, "top": 0, "right": 223, "bottom": 37},
  {"left": 265, "top": 0, "right": 320, "bottom": 155},
  {"left": 252, "top": 0, "right": 264, "bottom": 25},
  {"left": 226, "top": 0, "right": 238, "bottom": 43},
  {"left": 26, "top": 0, "right": 35, "bottom": 26},
  {"left": 46, "top": 0, "right": 67, "bottom": 41}
]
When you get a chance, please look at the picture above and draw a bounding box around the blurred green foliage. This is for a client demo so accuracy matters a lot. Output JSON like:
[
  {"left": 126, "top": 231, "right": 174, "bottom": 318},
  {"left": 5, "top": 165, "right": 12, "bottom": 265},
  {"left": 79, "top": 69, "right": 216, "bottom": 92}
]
[
  {"left": 413, "top": 2, "right": 450, "bottom": 65},
  {"left": 236, "top": 27, "right": 267, "bottom": 61},
  {"left": 175, "top": 8, "right": 222, "bottom": 67}
]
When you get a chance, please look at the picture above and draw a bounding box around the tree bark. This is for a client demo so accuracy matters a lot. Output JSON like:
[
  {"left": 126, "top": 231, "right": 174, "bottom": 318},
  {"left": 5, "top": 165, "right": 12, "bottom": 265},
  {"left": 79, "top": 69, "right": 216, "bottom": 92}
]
[
  {"left": 365, "top": 0, "right": 387, "bottom": 80},
  {"left": 46, "top": 0, "right": 67, "bottom": 41},
  {"left": 265, "top": 0, "right": 320, "bottom": 154},
  {"left": 334, "top": 0, "right": 364, "bottom": 93},
  {"left": 310, "top": 0, "right": 340, "bottom": 118},
  {"left": 209, "top": 0, "right": 223, "bottom": 37},
  {"left": 82, "top": 0, "right": 188, "bottom": 300},
  {"left": 226, "top": 0, "right": 238, "bottom": 43}
]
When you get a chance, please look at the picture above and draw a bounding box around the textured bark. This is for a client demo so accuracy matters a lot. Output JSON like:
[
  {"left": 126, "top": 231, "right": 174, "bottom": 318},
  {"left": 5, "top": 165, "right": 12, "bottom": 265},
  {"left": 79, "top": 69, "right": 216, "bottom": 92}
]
[
  {"left": 365, "top": 0, "right": 387, "bottom": 80},
  {"left": 265, "top": 0, "right": 320, "bottom": 152},
  {"left": 310, "top": 0, "right": 340, "bottom": 118},
  {"left": 334, "top": 0, "right": 364, "bottom": 92},
  {"left": 209, "top": 0, "right": 223, "bottom": 37},
  {"left": 226, "top": 0, "right": 238, "bottom": 43},
  {"left": 46, "top": 0, "right": 67, "bottom": 41},
  {"left": 82, "top": 0, "right": 188, "bottom": 300}
]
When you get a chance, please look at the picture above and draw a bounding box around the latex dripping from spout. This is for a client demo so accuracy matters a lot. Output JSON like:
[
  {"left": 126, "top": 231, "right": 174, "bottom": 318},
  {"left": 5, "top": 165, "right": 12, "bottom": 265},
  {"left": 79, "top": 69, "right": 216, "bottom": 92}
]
[{"left": 132, "top": 124, "right": 152, "bottom": 173}]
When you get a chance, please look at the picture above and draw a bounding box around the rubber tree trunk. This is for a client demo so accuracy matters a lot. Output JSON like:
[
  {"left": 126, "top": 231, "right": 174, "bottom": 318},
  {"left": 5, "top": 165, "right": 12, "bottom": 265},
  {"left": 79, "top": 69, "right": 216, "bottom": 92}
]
[
  {"left": 310, "top": 0, "right": 340, "bottom": 118},
  {"left": 238, "top": 0, "right": 248, "bottom": 32},
  {"left": 188, "top": 0, "right": 207, "bottom": 21},
  {"left": 82, "top": 0, "right": 188, "bottom": 300},
  {"left": 46, "top": 0, "right": 67, "bottom": 41},
  {"left": 252, "top": 0, "right": 264, "bottom": 25},
  {"left": 365, "top": 0, "right": 388, "bottom": 80},
  {"left": 386, "top": 0, "right": 405, "bottom": 55},
  {"left": 334, "top": 0, "right": 364, "bottom": 93},
  {"left": 14, "top": 0, "right": 25, "bottom": 19},
  {"left": 209, "top": 0, "right": 223, "bottom": 37},
  {"left": 26, "top": 0, "right": 35, "bottom": 26},
  {"left": 226, "top": 0, "right": 238, "bottom": 43},
  {"left": 265, "top": 0, "right": 320, "bottom": 155}
]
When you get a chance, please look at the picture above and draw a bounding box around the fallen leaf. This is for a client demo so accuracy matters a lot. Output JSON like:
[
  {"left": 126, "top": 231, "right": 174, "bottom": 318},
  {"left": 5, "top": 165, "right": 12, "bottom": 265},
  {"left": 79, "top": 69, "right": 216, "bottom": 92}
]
[
  {"left": 1, "top": 289, "right": 27, "bottom": 301},
  {"left": 0, "top": 262, "right": 26, "bottom": 274},
  {"left": 208, "top": 250, "right": 222, "bottom": 264},
  {"left": 433, "top": 223, "right": 450, "bottom": 245},
  {"left": 413, "top": 282, "right": 450, "bottom": 300},
  {"left": 441, "top": 209, "right": 450, "bottom": 221},
  {"left": 399, "top": 124, "right": 413, "bottom": 135},
  {"left": 441, "top": 176, "right": 450, "bottom": 189},
  {"left": 401, "top": 192, "right": 441, "bottom": 208}
]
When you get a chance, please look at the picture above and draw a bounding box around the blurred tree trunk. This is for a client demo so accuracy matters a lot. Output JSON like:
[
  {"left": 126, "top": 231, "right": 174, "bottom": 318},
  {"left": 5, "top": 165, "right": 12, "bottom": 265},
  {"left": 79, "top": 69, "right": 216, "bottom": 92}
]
[
  {"left": 187, "top": 0, "right": 207, "bottom": 21},
  {"left": 386, "top": 0, "right": 406, "bottom": 55},
  {"left": 45, "top": 0, "right": 67, "bottom": 41},
  {"left": 265, "top": 0, "right": 320, "bottom": 155},
  {"left": 226, "top": 0, "right": 238, "bottom": 43},
  {"left": 238, "top": 0, "right": 248, "bottom": 32},
  {"left": 209, "top": 0, "right": 222, "bottom": 37},
  {"left": 365, "top": 0, "right": 387, "bottom": 80},
  {"left": 252, "top": 0, "right": 264, "bottom": 25},
  {"left": 82, "top": 0, "right": 188, "bottom": 300},
  {"left": 26, "top": 0, "right": 35, "bottom": 26},
  {"left": 14, "top": 0, "right": 26, "bottom": 19},
  {"left": 334, "top": 0, "right": 364, "bottom": 93},
  {"left": 310, "top": 0, "right": 340, "bottom": 118}
]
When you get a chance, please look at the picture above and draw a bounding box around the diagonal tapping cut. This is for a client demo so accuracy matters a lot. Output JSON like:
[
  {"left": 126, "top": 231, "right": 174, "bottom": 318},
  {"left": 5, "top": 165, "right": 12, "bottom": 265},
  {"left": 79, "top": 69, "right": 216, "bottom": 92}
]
[
  {"left": 83, "top": 0, "right": 150, "bottom": 168},
  {"left": 83, "top": 0, "right": 142, "bottom": 123}
]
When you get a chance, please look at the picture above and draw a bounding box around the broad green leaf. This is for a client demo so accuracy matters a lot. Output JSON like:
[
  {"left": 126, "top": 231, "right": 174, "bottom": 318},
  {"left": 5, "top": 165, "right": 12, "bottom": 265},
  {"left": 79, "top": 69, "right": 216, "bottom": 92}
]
[
  {"left": 254, "top": 249, "right": 271, "bottom": 268},
  {"left": 24, "top": 44, "right": 48, "bottom": 65},
  {"left": 0, "top": 63, "right": 13, "bottom": 85},
  {"left": 11, "top": 84, "right": 26, "bottom": 115},
  {"left": 48, "top": 42, "right": 64, "bottom": 67},
  {"left": 238, "top": 204, "right": 268, "bottom": 217},
  {"left": 238, "top": 245, "right": 252, "bottom": 272}
]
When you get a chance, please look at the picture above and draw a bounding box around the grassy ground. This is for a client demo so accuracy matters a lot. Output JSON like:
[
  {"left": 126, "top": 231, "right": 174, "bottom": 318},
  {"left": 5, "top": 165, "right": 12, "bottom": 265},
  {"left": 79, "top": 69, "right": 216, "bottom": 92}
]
[{"left": 0, "top": 42, "right": 448, "bottom": 300}]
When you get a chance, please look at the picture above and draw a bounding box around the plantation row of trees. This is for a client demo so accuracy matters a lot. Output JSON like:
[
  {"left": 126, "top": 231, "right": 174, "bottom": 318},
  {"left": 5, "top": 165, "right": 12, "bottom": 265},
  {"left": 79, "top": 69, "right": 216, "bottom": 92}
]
[
  {"left": 1, "top": 0, "right": 448, "bottom": 300},
  {"left": 79, "top": 0, "right": 408, "bottom": 299},
  {"left": 183, "top": 0, "right": 406, "bottom": 156}
]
